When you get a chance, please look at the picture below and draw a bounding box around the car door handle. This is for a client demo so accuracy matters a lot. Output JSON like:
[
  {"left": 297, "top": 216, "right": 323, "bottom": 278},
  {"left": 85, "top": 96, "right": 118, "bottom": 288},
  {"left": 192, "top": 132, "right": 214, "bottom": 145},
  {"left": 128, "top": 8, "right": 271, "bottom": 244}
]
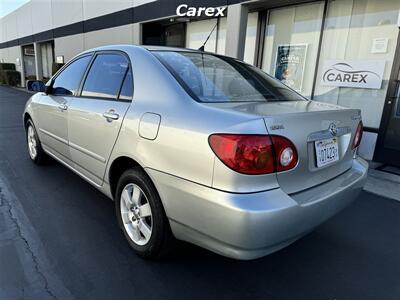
[
  {"left": 58, "top": 103, "right": 68, "bottom": 111},
  {"left": 102, "top": 110, "right": 119, "bottom": 121}
]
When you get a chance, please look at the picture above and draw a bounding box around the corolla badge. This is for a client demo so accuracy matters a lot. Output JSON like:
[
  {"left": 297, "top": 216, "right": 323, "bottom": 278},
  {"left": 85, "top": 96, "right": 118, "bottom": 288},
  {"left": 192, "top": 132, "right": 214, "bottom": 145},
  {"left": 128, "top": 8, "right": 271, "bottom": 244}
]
[{"left": 329, "top": 123, "right": 338, "bottom": 136}]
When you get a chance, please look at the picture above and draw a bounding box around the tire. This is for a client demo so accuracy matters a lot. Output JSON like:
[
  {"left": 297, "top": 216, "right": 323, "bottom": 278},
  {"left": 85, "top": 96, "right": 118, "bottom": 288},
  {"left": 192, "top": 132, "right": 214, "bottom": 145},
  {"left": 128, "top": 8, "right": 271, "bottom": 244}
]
[
  {"left": 25, "top": 119, "right": 48, "bottom": 165},
  {"left": 115, "top": 168, "right": 175, "bottom": 259}
]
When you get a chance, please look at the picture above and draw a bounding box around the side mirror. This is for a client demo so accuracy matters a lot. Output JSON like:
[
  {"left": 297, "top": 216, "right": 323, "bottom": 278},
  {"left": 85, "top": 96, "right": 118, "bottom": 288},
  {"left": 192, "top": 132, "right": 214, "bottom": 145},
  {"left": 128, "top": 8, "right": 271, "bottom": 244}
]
[
  {"left": 44, "top": 82, "right": 53, "bottom": 95},
  {"left": 27, "top": 80, "right": 45, "bottom": 93}
]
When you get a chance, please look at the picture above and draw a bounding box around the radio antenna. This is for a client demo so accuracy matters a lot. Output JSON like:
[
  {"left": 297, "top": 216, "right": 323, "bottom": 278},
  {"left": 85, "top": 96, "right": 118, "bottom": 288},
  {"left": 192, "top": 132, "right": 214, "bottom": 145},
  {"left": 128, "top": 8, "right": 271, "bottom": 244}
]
[{"left": 198, "top": 21, "right": 218, "bottom": 51}]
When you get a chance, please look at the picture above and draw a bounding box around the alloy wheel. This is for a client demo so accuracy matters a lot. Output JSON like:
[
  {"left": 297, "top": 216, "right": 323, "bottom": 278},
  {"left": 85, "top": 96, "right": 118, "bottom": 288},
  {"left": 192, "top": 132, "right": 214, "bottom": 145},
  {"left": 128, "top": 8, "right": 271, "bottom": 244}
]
[
  {"left": 27, "top": 125, "right": 37, "bottom": 159},
  {"left": 120, "top": 183, "right": 153, "bottom": 246}
]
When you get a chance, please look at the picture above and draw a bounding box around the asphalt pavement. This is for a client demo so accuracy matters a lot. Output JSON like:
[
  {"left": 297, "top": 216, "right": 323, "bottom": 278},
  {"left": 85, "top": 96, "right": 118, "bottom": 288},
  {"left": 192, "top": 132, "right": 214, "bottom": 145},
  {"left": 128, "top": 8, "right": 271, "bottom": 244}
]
[{"left": 0, "top": 85, "right": 399, "bottom": 299}]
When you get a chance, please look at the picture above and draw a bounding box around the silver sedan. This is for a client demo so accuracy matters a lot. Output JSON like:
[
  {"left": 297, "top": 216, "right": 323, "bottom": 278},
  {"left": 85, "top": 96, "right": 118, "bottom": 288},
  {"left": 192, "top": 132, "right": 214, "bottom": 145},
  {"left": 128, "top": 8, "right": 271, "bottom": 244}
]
[{"left": 23, "top": 45, "right": 368, "bottom": 260}]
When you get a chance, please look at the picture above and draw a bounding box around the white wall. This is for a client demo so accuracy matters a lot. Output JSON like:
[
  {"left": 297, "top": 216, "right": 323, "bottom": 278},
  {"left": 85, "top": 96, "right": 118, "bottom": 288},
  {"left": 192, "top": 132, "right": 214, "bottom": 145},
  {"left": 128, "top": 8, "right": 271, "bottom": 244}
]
[
  {"left": 0, "top": 49, "right": 7, "bottom": 63},
  {"left": 16, "top": 3, "right": 33, "bottom": 38},
  {"left": 7, "top": 46, "right": 24, "bottom": 75},
  {"left": 0, "top": 18, "right": 5, "bottom": 45},
  {"left": 243, "top": 12, "right": 258, "bottom": 65},
  {"left": 0, "top": 0, "right": 156, "bottom": 43},
  {"left": 216, "top": 17, "right": 227, "bottom": 55},
  {"left": 83, "top": 24, "right": 133, "bottom": 49},
  {"left": 54, "top": 34, "right": 85, "bottom": 62},
  {"left": 186, "top": 19, "right": 218, "bottom": 52},
  {"left": 51, "top": 0, "right": 84, "bottom": 28},
  {"left": 31, "top": 0, "right": 52, "bottom": 34},
  {"left": 359, "top": 132, "right": 378, "bottom": 160},
  {"left": 0, "top": 46, "right": 23, "bottom": 74},
  {"left": 83, "top": 0, "right": 133, "bottom": 20},
  {"left": 4, "top": 11, "right": 19, "bottom": 41},
  {"left": 0, "top": 0, "right": 155, "bottom": 79},
  {"left": 53, "top": 24, "right": 135, "bottom": 63}
]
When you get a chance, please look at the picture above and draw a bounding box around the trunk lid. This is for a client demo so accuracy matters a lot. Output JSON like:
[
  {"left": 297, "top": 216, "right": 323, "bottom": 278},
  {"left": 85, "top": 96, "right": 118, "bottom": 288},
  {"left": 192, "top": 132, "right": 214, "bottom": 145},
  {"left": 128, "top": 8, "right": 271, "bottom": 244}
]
[{"left": 206, "top": 100, "right": 361, "bottom": 194}]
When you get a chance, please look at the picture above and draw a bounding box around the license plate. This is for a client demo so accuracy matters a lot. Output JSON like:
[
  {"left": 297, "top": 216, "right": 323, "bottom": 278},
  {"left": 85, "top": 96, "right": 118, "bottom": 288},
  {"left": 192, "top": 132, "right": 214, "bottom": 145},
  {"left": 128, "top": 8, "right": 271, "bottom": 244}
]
[{"left": 315, "top": 138, "right": 339, "bottom": 168}]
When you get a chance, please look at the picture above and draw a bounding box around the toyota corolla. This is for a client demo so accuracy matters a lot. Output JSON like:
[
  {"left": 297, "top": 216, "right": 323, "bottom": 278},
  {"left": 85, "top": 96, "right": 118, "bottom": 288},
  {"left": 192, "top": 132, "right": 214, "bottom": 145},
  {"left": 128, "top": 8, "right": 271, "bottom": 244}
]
[{"left": 23, "top": 45, "right": 368, "bottom": 260}]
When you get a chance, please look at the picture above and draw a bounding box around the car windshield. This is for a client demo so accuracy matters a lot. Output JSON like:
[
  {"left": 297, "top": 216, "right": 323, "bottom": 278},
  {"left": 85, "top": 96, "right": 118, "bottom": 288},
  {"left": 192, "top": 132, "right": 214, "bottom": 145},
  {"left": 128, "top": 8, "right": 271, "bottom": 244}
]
[{"left": 153, "top": 51, "right": 306, "bottom": 103}]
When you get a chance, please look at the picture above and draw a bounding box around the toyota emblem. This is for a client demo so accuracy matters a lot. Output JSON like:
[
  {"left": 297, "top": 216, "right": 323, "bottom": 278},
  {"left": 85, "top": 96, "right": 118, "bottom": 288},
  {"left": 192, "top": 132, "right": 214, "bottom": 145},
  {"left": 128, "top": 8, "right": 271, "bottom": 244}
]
[{"left": 329, "top": 123, "right": 338, "bottom": 136}]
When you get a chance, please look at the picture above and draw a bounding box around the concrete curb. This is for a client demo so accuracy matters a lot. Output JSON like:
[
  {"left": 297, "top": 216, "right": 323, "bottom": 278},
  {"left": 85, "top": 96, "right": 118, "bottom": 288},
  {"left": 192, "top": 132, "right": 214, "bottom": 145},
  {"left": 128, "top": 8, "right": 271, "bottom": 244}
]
[{"left": 364, "top": 169, "right": 400, "bottom": 202}]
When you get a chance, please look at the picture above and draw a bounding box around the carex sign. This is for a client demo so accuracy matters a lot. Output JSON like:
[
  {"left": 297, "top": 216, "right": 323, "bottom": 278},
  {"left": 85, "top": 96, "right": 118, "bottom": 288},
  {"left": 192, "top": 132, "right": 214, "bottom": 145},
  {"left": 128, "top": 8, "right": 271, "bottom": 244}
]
[
  {"left": 176, "top": 4, "right": 226, "bottom": 17},
  {"left": 321, "top": 60, "right": 385, "bottom": 89}
]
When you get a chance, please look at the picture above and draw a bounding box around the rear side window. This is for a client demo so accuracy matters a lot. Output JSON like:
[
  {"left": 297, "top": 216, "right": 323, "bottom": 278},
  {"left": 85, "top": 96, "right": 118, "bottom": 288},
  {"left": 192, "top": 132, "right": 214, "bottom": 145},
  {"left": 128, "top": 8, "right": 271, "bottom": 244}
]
[
  {"left": 81, "top": 53, "right": 129, "bottom": 100},
  {"left": 52, "top": 55, "right": 91, "bottom": 96},
  {"left": 118, "top": 68, "right": 133, "bottom": 101}
]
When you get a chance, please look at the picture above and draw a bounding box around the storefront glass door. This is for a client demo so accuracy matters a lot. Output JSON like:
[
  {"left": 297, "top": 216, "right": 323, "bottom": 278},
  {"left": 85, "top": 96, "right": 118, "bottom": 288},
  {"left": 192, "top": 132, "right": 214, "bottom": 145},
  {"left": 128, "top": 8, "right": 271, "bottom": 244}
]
[
  {"left": 261, "top": 2, "right": 325, "bottom": 97},
  {"left": 313, "top": 0, "right": 400, "bottom": 131},
  {"left": 375, "top": 38, "right": 400, "bottom": 165},
  {"left": 260, "top": 0, "right": 399, "bottom": 161}
]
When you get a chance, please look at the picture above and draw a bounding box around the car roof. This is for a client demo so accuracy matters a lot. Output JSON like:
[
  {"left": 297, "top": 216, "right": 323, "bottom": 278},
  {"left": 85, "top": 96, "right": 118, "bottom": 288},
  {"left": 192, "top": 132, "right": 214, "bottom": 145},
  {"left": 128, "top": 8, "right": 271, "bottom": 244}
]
[
  {"left": 142, "top": 45, "right": 199, "bottom": 52},
  {"left": 83, "top": 44, "right": 201, "bottom": 54}
]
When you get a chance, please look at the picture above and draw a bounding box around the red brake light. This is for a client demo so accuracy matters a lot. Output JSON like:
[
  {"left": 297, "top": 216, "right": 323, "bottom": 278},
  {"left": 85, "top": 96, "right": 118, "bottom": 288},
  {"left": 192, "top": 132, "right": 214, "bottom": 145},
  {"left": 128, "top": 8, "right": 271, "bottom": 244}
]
[
  {"left": 208, "top": 134, "right": 275, "bottom": 175},
  {"left": 208, "top": 134, "right": 298, "bottom": 175},
  {"left": 352, "top": 121, "right": 363, "bottom": 150}
]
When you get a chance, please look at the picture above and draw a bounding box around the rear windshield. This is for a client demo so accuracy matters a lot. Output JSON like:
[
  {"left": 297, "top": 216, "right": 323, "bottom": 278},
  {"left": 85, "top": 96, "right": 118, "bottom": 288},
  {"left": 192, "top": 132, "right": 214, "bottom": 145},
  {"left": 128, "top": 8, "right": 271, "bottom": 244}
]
[{"left": 153, "top": 51, "right": 306, "bottom": 103}]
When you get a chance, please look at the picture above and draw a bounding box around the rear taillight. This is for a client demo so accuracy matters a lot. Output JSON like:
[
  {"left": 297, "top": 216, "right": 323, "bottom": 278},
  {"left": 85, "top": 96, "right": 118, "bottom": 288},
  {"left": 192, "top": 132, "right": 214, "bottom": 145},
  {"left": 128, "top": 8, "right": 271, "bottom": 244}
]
[
  {"left": 270, "top": 136, "right": 298, "bottom": 172},
  {"left": 352, "top": 121, "right": 363, "bottom": 150},
  {"left": 208, "top": 134, "right": 298, "bottom": 175},
  {"left": 208, "top": 134, "right": 275, "bottom": 175}
]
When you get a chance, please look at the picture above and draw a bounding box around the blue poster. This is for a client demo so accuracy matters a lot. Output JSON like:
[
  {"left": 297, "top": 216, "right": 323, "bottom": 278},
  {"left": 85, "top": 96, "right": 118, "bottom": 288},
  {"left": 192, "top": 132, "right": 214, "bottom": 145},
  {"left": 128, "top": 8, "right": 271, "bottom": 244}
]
[{"left": 274, "top": 44, "right": 308, "bottom": 92}]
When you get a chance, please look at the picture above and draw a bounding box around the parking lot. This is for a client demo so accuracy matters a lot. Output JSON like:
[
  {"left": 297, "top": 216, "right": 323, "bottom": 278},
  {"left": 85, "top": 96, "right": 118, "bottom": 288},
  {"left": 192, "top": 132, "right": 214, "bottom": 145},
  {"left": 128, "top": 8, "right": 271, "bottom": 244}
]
[{"left": 0, "top": 85, "right": 399, "bottom": 299}]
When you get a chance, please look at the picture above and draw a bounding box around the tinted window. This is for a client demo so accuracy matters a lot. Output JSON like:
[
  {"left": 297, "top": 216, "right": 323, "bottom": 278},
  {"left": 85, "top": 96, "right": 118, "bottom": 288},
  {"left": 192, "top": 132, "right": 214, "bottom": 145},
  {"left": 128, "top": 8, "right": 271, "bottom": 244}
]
[
  {"left": 52, "top": 55, "right": 91, "bottom": 96},
  {"left": 154, "top": 51, "right": 306, "bottom": 103},
  {"left": 82, "top": 54, "right": 128, "bottom": 99},
  {"left": 118, "top": 68, "right": 133, "bottom": 101}
]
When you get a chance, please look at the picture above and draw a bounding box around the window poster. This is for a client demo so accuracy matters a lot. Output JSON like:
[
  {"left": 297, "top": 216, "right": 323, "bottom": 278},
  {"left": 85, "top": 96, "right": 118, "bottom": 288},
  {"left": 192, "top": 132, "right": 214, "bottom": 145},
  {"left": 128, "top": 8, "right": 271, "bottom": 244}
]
[{"left": 274, "top": 44, "right": 308, "bottom": 92}]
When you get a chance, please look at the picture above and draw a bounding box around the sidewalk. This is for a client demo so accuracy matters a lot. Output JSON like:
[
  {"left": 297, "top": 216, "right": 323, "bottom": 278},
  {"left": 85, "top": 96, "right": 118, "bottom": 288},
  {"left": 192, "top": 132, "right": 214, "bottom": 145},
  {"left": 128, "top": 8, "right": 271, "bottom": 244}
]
[{"left": 364, "top": 163, "right": 400, "bottom": 201}]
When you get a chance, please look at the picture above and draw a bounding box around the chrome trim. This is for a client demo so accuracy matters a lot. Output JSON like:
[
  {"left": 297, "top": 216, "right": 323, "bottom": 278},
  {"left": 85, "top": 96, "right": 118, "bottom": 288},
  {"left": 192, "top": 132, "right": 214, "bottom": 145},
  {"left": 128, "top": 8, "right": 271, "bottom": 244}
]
[
  {"left": 58, "top": 102, "right": 68, "bottom": 111},
  {"left": 39, "top": 128, "right": 68, "bottom": 145},
  {"left": 69, "top": 141, "right": 106, "bottom": 163},
  {"left": 307, "top": 126, "right": 351, "bottom": 142},
  {"left": 102, "top": 111, "right": 120, "bottom": 120}
]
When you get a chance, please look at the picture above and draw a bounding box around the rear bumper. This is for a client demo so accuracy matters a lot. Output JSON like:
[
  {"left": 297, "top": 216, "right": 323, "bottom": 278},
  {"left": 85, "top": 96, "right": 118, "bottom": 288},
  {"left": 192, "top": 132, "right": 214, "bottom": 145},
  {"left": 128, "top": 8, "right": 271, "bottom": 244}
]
[{"left": 146, "top": 157, "right": 368, "bottom": 260}]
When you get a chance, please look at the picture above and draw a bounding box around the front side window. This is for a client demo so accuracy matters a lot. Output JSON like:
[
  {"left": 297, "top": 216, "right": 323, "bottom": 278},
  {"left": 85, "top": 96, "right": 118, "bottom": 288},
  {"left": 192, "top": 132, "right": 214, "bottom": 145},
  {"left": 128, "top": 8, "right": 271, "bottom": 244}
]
[
  {"left": 81, "top": 53, "right": 129, "bottom": 100},
  {"left": 52, "top": 55, "right": 92, "bottom": 96},
  {"left": 153, "top": 51, "right": 306, "bottom": 103}
]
